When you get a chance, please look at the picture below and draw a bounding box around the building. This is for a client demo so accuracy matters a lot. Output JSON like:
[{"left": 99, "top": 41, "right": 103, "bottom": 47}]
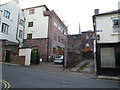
[
  {"left": 0, "top": 1, "right": 25, "bottom": 62},
  {"left": 93, "top": 10, "right": 120, "bottom": 76},
  {"left": 81, "top": 30, "right": 95, "bottom": 58},
  {"left": 22, "top": 5, "right": 68, "bottom": 62}
]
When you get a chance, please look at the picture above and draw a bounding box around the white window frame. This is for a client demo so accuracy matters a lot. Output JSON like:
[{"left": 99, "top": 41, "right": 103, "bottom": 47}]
[
  {"left": 3, "top": 10, "right": 10, "bottom": 19},
  {"left": 112, "top": 19, "right": 120, "bottom": 33},
  {"left": 19, "top": 30, "right": 23, "bottom": 38},
  {"left": 1, "top": 23, "right": 9, "bottom": 34}
]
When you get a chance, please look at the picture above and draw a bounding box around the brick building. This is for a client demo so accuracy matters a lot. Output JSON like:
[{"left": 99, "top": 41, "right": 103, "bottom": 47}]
[
  {"left": 81, "top": 30, "right": 95, "bottom": 58},
  {"left": 66, "top": 30, "right": 95, "bottom": 66},
  {"left": 23, "top": 5, "right": 68, "bottom": 62}
]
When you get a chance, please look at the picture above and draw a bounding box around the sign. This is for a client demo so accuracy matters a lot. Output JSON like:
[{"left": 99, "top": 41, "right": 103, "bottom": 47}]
[{"left": 96, "top": 30, "right": 103, "bottom": 32}]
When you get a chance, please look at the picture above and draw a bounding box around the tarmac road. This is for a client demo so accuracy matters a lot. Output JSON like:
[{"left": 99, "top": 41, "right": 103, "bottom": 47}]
[{"left": 2, "top": 64, "right": 120, "bottom": 88}]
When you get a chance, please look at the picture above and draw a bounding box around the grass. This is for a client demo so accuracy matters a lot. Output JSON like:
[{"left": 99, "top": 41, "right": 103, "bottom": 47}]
[{"left": 77, "top": 63, "right": 88, "bottom": 71}]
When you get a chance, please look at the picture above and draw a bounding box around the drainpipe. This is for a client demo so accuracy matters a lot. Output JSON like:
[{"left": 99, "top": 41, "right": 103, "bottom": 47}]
[
  {"left": 16, "top": 13, "right": 21, "bottom": 47},
  {"left": 47, "top": 14, "right": 51, "bottom": 62}
]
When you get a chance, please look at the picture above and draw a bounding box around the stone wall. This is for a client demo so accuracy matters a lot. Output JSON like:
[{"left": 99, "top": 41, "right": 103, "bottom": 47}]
[{"left": 66, "top": 34, "right": 83, "bottom": 65}]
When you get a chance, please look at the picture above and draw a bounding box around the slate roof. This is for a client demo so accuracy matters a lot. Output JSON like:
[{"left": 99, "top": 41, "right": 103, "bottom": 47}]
[{"left": 94, "top": 9, "right": 120, "bottom": 16}]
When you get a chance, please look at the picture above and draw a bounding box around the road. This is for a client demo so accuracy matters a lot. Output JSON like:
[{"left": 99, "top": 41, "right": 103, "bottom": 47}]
[{"left": 2, "top": 64, "right": 120, "bottom": 88}]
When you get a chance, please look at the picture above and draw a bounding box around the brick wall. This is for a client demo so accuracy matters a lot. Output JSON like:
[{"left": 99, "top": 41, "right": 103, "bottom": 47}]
[
  {"left": 23, "top": 38, "right": 48, "bottom": 62},
  {"left": 67, "top": 34, "right": 83, "bottom": 65}
]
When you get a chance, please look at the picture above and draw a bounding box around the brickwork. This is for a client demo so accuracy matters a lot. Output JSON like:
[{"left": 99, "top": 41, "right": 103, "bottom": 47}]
[
  {"left": 0, "top": 40, "right": 19, "bottom": 62},
  {"left": 81, "top": 30, "right": 95, "bottom": 58},
  {"left": 24, "top": 38, "right": 48, "bottom": 62},
  {"left": 67, "top": 34, "right": 83, "bottom": 65},
  {"left": 48, "top": 12, "right": 67, "bottom": 58}
]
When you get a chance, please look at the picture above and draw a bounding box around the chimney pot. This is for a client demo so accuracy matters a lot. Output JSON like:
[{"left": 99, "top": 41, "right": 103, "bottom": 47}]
[{"left": 94, "top": 9, "right": 99, "bottom": 15}]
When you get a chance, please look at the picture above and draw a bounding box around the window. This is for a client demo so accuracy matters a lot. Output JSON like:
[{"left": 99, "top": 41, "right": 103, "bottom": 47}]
[
  {"left": 1, "top": 23, "right": 9, "bottom": 34},
  {"left": 86, "top": 35, "right": 89, "bottom": 39},
  {"left": 101, "top": 48, "right": 115, "bottom": 68},
  {"left": 20, "top": 19, "right": 25, "bottom": 27},
  {"left": 58, "top": 36, "right": 60, "bottom": 42},
  {"left": 113, "top": 19, "right": 120, "bottom": 33},
  {"left": 19, "top": 30, "right": 23, "bottom": 38},
  {"left": 113, "top": 19, "right": 119, "bottom": 26},
  {"left": 3, "top": 10, "right": 10, "bottom": 19},
  {"left": 27, "top": 34, "right": 32, "bottom": 39},
  {"left": 58, "top": 26, "right": 61, "bottom": 30},
  {"left": 28, "top": 22, "right": 33, "bottom": 27},
  {"left": 53, "top": 48, "right": 56, "bottom": 54},
  {"left": 62, "top": 39, "right": 64, "bottom": 44},
  {"left": 54, "top": 22, "right": 57, "bottom": 27},
  {"left": 29, "top": 9, "right": 35, "bottom": 15}
]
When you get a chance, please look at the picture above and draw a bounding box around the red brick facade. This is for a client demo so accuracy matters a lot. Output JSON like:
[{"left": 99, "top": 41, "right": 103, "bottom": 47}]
[
  {"left": 81, "top": 30, "right": 95, "bottom": 58},
  {"left": 0, "top": 40, "right": 19, "bottom": 62}
]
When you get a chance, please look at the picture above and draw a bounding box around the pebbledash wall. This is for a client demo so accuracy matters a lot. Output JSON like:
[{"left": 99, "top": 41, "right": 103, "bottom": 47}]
[
  {"left": 23, "top": 5, "right": 67, "bottom": 62},
  {"left": 0, "top": 1, "right": 24, "bottom": 62}
]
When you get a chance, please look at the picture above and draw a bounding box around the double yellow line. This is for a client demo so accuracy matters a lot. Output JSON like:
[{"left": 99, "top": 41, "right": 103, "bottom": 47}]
[{"left": 0, "top": 80, "right": 10, "bottom": 89}]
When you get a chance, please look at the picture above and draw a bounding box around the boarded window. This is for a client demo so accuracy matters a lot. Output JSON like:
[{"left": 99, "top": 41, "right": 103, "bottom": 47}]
[{"left": 101, "top": 48, "right": 115, "bottom": 68}]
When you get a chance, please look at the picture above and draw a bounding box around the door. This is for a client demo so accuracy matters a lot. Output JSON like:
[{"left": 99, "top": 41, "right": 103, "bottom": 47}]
[{"left": 5, "top": 50, "right": 11, "bottom": 62}]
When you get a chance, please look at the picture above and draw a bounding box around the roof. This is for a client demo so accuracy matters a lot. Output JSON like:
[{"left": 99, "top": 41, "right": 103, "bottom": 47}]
[
  {"left": 93, "top": 9, "right": 120, "bottom": 17},
  {"left": 51, "top": 10, "right": 67, "bottom": 29},
  {"left": 22, "top": 5, "right": 49, "bottom": 11}
]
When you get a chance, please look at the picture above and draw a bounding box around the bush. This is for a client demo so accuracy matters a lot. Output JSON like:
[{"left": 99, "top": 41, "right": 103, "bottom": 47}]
[{"left": 31, "top": 50, "right": 37, "bottom": 63}]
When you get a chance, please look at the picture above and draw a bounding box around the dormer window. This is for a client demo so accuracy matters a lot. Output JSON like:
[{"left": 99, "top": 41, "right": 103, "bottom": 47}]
[{"left": 3, "top": 10, "right": 10, "bottom": 19}]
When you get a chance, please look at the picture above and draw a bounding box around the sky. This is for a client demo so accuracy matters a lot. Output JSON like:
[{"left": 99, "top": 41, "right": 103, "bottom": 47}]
[{"left": 0, "top": 0, "right": 120, "bottom": 34}]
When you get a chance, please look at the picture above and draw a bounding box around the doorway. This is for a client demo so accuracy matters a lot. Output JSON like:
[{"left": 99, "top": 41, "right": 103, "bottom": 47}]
[{"left": 5, "top": 50, "right": 11, "bottom": 62}]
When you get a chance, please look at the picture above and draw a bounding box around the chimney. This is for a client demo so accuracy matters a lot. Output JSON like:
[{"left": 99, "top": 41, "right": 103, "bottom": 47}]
[
  {"left": 94, "top": 9, "right": 99, "bottom": 15},
  {"left": 12, "top": 0, "right": 19, "bottom": 4}
]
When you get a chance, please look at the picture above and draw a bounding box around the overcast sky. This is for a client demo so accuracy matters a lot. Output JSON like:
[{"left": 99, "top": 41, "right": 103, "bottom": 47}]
[{"left": 0, "top": 0, "right": 120, "bottom": 34}]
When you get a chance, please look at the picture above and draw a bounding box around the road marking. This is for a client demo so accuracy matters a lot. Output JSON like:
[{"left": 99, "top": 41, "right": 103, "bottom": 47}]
[{"left": 0, "top": 80, "right": 10, "bottom": 89}]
